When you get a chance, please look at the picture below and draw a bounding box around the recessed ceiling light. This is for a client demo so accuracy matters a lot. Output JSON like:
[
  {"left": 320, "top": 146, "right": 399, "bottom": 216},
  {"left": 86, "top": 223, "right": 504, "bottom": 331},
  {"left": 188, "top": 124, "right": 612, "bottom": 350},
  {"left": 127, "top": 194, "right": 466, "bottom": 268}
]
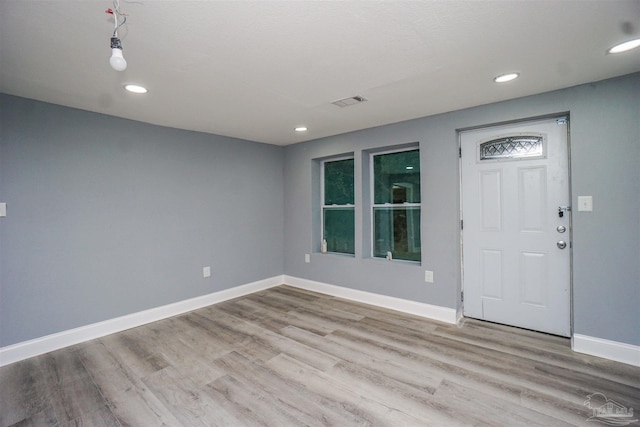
[
  {"left": 295, "top": 126, "right": 308, "bottom": 132},
  {"left": 494, "top": 73, "right": 519, "bottom": 83},
  {"left": 124, "top": 84, "right": 148, "bottom": 94},
  {"left": 607, "top": 38, "right": 640, "bottom": 54},
  {"left": 406, "top": 166, "right": 414, "bottom": 170}
]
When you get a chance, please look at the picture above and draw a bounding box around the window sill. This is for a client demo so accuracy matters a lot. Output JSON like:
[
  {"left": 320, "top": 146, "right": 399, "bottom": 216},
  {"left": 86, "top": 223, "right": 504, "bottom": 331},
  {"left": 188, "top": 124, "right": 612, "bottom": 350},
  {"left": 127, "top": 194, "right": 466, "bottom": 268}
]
[
  {"left": 316, "top": 251, "right": 355, "bottom": 258},
  {"left": 367, "top": 257, "right": 422, "bottom": 266}
]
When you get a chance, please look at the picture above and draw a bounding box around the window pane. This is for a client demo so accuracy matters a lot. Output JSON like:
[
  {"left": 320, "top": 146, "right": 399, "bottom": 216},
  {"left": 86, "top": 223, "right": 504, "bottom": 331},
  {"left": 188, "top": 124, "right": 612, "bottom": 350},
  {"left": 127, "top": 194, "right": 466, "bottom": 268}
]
[
  {"left": 373, "top": 207, "right": 421, "bottom": 261},
  {"left": 373, "top": 150, "right": 420, "bottom": 204},
  {"left": 480, "top": 135, "right": 544, "bottom": 160},
  {"left": 324, "top": 158, "right": 354, "bottom": 205},
  {"left": 323, "top": 208, "right": 355, "bottom": 254}
]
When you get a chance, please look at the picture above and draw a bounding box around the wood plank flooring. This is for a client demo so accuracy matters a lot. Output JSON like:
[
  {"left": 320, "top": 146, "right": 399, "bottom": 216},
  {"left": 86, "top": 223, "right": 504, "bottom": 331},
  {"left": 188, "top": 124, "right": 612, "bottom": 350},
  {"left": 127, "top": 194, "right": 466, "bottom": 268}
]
[{"left": 1, "top": 285, "right": 638, "bottom": 426}]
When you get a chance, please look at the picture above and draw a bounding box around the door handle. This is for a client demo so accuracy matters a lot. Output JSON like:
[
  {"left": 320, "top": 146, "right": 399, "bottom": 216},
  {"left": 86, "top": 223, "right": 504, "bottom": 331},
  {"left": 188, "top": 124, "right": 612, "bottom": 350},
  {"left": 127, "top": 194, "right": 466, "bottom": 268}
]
[{"left": 557, "top": 240, "right": 567, "bottom": 249}]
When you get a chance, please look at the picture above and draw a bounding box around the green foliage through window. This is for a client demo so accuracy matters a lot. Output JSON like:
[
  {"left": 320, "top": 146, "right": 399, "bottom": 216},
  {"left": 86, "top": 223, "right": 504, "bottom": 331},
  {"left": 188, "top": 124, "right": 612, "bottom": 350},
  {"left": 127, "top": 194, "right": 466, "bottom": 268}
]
[
  {"left": 324, "top": 208, "right": 355, "bottom": 254},
  {"left": 372, "top": 149, "right": 421, "bottom": 261},
  {"left": 324, "top": 158, "right": 354, "bottom": 205},
  {"left": 323, "top": 158, "right": 355, "bottom": 255},
  {"left": 374, "top": 149, "right": 420, "bottom": 204},
  {"left": 373, "top": 207, "right": 421, "bottom": 261}
]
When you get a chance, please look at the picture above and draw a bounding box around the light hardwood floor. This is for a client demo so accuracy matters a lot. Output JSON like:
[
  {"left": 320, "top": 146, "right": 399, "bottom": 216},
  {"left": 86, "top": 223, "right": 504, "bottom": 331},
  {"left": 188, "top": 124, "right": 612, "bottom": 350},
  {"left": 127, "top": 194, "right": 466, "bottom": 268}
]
[{"left": 1, "top": 285, "right": 639, "bottom": 426}]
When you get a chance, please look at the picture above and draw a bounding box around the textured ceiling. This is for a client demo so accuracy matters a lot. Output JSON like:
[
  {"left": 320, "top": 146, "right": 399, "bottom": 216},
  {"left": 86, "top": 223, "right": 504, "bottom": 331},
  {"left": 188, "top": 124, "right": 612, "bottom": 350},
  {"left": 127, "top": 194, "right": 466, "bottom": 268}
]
[{"left": 1, "top": 1, "right": 639, "bottom": 145}]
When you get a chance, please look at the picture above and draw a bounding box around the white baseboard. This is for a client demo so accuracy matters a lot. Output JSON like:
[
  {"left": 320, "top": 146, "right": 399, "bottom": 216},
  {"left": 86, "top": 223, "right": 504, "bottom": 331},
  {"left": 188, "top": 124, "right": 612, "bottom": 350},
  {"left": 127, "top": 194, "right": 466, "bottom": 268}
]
[
  {"left": 0, "top": 275, "right": 284, "bottom": 367},
  {"left": 4, "top": 274, "right": 636, "bottom": 368},
  {"left": 572, "top": 334, "right": 640, "bottom": 367},
  {"left": 283, "top": 275, "right": 457, "bottom": 325}
]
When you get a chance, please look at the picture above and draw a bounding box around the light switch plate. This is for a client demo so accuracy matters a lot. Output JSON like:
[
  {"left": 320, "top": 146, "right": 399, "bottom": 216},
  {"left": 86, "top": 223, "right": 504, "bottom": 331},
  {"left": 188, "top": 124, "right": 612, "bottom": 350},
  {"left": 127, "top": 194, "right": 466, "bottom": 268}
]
[
  {"left": 425, "top": 270, "right": 434, "bottom": 283},
  {"left": 578, "top": 196, "right": 593, "bottom": 212},
  {"left": 0, "top": 203, "right": 5, "bottom": 217},
  {"left": 203, "top": 266, "right": 211, "bottom": 278},
  {"left": 304, "top": 254, "right": 311, "bottom": 263}
]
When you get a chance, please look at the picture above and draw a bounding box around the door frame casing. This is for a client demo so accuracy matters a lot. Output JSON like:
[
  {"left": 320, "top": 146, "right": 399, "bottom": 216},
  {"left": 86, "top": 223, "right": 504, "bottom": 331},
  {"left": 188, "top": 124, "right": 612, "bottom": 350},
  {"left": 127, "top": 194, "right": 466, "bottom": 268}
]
[{"left": 457, "top": 113, "right": 574, "bottom": 337}]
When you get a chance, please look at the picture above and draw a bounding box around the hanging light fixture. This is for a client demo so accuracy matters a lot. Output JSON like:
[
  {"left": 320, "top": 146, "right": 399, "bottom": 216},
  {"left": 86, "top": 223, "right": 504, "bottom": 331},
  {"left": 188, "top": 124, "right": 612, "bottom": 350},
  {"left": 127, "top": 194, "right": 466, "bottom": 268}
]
[
  {"left": 109, "top": 37, "right": 126, "bottom": 71},
  {"left": 106, "top": 1, "right": 127, "bottom": 71}
]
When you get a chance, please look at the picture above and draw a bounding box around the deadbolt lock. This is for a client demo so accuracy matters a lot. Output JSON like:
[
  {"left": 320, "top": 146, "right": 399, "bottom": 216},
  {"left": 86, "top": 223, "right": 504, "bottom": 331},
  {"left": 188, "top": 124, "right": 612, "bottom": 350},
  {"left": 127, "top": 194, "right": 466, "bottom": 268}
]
[{"left": 558, "top": 206, "right": 571, "bottom": 218}]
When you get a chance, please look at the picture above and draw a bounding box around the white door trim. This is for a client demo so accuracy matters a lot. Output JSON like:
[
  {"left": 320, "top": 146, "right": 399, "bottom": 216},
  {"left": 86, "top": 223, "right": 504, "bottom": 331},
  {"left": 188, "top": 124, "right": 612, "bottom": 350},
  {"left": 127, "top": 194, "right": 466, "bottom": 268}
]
[{"left": 459, "top": 115, "right": 573, "bottom": 337}]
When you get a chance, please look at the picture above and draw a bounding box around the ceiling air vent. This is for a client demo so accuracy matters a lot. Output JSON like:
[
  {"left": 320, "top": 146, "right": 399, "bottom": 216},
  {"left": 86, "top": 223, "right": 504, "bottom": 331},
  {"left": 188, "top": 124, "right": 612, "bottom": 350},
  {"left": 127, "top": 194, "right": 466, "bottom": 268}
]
[{"left": 332, "top": 96, "right": 367, "bottom": 108}]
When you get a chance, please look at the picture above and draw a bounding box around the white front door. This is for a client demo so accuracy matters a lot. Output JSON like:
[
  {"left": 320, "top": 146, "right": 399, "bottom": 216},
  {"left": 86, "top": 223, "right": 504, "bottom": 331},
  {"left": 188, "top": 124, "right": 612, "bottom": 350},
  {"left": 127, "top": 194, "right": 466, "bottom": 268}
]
[{"left": 461, "top": 117, "right": 571, "bottom": 337}]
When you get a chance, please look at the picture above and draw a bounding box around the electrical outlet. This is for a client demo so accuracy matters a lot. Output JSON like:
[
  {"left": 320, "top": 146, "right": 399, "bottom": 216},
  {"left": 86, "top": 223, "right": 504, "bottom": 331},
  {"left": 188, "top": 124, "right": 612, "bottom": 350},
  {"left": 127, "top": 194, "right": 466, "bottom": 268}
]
[
  {"left": 305, "top": 254, "right": 310, "bottom": 263},
  {"left": 203, "top": 266, "right": 211, "bottom": 278},
  {"left": 425, "top": 270, "right": 434, "bottom": 283}
]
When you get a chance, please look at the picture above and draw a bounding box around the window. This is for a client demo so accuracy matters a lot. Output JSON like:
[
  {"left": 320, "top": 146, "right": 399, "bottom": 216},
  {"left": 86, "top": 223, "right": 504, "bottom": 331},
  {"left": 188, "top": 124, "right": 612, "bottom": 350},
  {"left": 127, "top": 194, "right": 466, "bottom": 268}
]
[
  {"left": 372, "top": 149, "right": 421, "bottom": 261},
  {"left": 322, "top": 157, "right": 355, "bottom": 254},
  {"left": 479, "top": 135, "right": 544, "bottom": 160}
]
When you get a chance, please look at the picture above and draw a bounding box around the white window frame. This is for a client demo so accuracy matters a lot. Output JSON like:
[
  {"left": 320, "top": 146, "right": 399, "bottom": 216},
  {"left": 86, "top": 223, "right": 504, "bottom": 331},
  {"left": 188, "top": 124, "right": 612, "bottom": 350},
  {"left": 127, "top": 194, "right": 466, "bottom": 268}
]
[
  {"left": 321, "top": 156, "right": 355, "bottom": 255},
  {"left": 370, "top": 147, "right": 421, "bottom": 261}
]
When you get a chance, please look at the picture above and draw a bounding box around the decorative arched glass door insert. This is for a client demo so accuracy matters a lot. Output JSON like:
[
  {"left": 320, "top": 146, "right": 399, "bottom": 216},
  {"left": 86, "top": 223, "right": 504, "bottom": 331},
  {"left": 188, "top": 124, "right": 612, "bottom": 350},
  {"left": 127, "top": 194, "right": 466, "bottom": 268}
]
[{"left": 479, "top": 135, "right": 544, "bottom": 161}]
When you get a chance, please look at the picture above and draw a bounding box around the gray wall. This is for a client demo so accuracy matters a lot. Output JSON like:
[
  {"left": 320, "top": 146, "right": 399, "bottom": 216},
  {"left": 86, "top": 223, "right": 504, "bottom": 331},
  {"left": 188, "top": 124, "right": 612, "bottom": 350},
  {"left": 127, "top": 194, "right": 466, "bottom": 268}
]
[
  {"left": 283, "top": 72, "right": 640, "bottom": 346},
  {"left": 0, "top": 95, "right": 285, "bottom": 347},
  {"left": 2, "top": 73, "right": 638, "bottom": 349}
]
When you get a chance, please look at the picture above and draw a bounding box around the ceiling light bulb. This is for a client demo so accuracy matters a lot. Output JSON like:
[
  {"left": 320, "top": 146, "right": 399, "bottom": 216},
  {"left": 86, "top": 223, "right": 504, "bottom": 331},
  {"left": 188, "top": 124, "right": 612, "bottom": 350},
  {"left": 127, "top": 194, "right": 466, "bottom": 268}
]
[
  {"left": 109, "top": 37, "right": 127, "bottom": 71},
  {"left": 110, "top": 48, "right": 127, "bottom": 71},
  {"left": 607, "top": 38, "right": 640, "bottom": 54},
  {"left": 494, "top": 73, "right": 519, "bottom": 83},
  {"left": 295, "top": 126, "right": 308, "bottom": 132}
]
